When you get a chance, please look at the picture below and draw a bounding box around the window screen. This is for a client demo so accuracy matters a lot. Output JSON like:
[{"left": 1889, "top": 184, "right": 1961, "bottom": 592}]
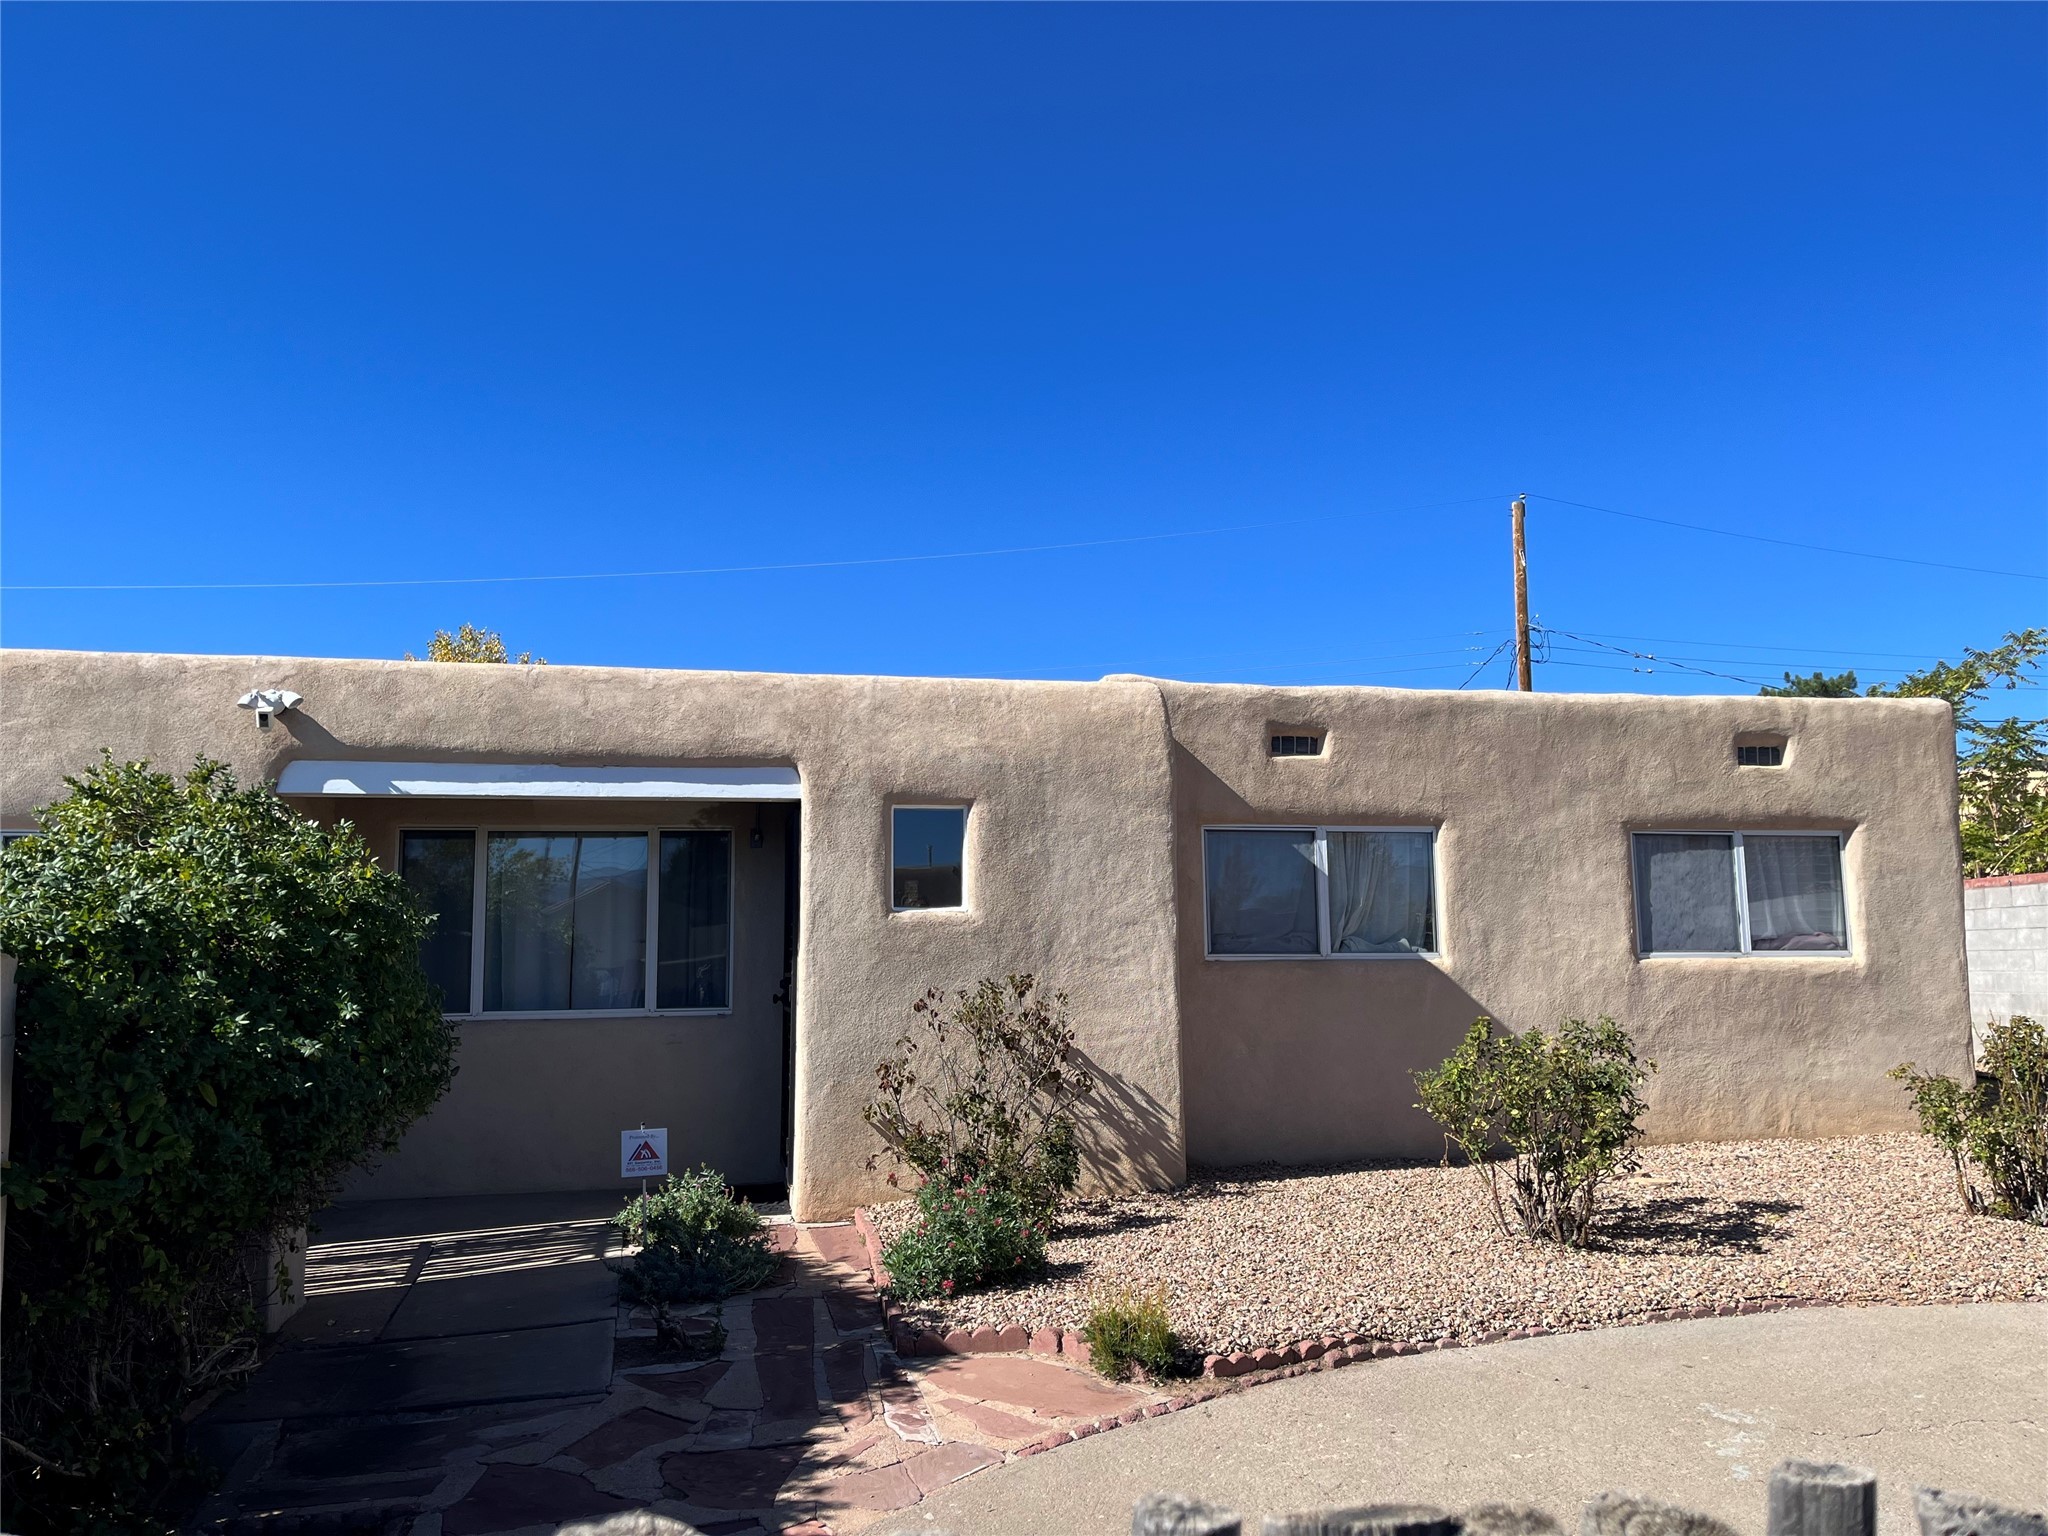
[
  {"left": 1206, "top": 829, "right": 1320, "bottom": 954},
  {"left": 485, "top": 834, "right": 648, "bottom": 1011},
  {"left": 893, "top": 807, "right": 966, "bottom": 909},
  {"left": 1632, "top": 834, "right": 1741, "bottom": 954},
  {"left": 658, "top": 830, "right": 732, "bottom": 1008},
  {"left": 401, "top": 831, "right": 476, "bottom": 1012}
]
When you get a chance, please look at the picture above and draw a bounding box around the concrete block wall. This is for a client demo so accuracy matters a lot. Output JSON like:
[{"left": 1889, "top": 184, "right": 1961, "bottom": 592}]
[{"left": 1963, "top": 872, "right": 2048, "bottom": 1053}]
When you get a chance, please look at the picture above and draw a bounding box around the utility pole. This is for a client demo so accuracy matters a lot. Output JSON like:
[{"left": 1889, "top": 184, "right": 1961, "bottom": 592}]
[{"left": 1512, "top": 495, "right": 1533, "bottom": 691}]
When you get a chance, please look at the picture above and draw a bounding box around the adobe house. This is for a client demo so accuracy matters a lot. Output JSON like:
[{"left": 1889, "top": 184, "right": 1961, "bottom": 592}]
[{"left": 1, "top": 648, "right": 1972, "bottom": 1220}]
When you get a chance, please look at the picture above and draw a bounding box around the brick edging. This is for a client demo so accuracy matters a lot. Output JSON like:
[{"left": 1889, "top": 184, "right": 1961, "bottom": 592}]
[{"left": 1966, "top": 870, "right": 2048, "bottom": 888}]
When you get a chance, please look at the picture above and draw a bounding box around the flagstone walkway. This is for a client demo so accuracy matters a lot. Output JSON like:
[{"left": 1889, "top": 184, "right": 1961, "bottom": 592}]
[{"left": 193, "top": 1200, "right": 1167, "bottom": 1535}]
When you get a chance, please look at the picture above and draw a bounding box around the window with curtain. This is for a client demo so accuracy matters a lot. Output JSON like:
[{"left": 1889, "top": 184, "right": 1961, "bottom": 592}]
[
  {"left": 658, "top": 830, "right": 731, "bottom": 1009},
  {"left": 485, "top": 833, "right": 648, "bottom": 1011},
  {"left": 1203, "top": 826, "right": 1438, "bottom": 958},
  {"left": 1632, "top": 831, "right": 1846, "bottom": 955},
  {"left": 401, "top": 831, "right": 476, "bottom": 1011}
]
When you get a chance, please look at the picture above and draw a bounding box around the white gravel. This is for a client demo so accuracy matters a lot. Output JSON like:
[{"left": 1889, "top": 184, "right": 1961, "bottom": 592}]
[{"left": 868, "top": 1135, "right": 2048, "bottom": 1354}]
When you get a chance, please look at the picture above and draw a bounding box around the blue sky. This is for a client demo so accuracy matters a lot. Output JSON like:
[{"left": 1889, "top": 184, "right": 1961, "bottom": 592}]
[{"left": 4, "top": 3, "right": 2043, "bottom": 701}]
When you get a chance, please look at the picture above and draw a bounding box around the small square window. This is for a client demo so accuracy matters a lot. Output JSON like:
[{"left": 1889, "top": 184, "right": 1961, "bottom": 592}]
[
  {"left": 1737, "top": 744, "right": 1785, "bottom": 767},
  {"left": 893, "top": 806, "right": 966, "bottom": 910},
  {"left": 1271, "top": 734, "right": 1323, "bottom": 757}
]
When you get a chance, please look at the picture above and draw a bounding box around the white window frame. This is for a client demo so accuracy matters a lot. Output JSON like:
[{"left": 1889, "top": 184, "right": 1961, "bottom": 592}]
[
  {"left": 401, "top": 826, "right": 737, "bottom": 1019},
  {"left": 1201, "top": 824, "right": 1441, "bottom": 961},
  {"left": 1630, "top": 829, "right": 1851, "bottom": 960},
  {"left": 889, "top": 803, "right": 970, "bottom": 914}
]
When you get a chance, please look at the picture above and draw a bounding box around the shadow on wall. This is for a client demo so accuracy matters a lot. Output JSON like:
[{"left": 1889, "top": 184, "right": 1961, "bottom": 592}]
[
  {"left": 1170, "top": 743, "right": 1517, "bottom": 1167},
  {"left": 1072, "top": 1048, "right": 1185, "bottom": 1195}
]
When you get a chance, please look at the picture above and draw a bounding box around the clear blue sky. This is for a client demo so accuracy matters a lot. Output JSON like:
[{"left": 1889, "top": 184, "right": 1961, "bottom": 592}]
[{"left": 4, "top": 3, "right": 2043, "bottom": 701}]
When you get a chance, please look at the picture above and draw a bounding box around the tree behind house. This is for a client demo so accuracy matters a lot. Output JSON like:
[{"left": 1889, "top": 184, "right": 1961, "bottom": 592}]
[
  {"left": 407, "top": 623, "right": 544, "bottom": 664},
  {"left": 1758, "top": 629, "right": 2046, "bottom": 878}
]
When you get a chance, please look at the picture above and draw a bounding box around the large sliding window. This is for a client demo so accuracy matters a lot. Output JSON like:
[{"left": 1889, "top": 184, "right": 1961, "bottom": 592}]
[
  {"left": 1203, "top": 826, "right": 1438, "bottom": 959},
  {"left": 1631, "top": 831, "right": 1847, "bottom": 956},
  {"left": 400, "top": 828, "right": 734, "bottom": 1016}
]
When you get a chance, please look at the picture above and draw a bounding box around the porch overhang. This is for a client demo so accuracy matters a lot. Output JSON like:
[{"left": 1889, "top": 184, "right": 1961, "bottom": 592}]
[{"left": 274, "top": 761, "right": 801, "bottom": 801}]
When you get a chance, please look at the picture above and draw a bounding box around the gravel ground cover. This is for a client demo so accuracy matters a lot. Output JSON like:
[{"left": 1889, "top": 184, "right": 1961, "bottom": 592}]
[{"left": 868, "top": 1135, "right": 2048, "bottom": 1355}]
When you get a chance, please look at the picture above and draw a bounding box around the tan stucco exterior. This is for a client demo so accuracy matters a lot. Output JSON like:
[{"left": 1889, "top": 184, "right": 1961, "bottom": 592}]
[{"left": 1, "top": 649, "right": 1969, "bottom": 1219}]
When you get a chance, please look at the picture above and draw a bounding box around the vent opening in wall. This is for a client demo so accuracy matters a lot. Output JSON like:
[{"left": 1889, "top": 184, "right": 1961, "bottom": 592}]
[
  {"left": 1735, "top": 732, "right": 1788, "bottom": 767},
  {"left": 1271, "top": 733, "right": 1324, "bottom": 757}
]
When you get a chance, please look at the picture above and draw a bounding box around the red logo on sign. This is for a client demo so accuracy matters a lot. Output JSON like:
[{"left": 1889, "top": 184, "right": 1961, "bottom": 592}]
[{"left": 627, "top": 1140, "right": 661, "bottom": 1164}]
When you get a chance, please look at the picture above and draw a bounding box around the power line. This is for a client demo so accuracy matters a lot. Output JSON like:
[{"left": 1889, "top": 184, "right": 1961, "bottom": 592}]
[
  {"left": 1528, "top": 493, "right": 2048, "bottom": 583},
  {"left": 0, "top": 495, "right": 1510, "bottom": 593},
  {"left": 1534, "top": 625, "right": 1771, "bottom": 686},
  {"left": 1544, "top": 629, "right": 1948, "bottom": 661}
]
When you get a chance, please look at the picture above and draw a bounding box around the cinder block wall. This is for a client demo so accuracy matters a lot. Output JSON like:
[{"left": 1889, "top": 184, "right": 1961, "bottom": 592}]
[{"left": 1964, "top": 873, "right": 2048, "bottom": 1051}]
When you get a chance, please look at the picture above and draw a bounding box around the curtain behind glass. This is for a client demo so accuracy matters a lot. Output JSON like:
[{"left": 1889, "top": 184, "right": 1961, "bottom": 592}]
[
  {"left": 485, "top": 834, "right": 647, "bottom": 1011},
  {"left": 1743, "top": 835, "right": 1847, "bottom": 950},
  {"left": 658, "top": 831, "right": 732, "bottom": 1008},
  {"left": 1633, "top": 834, "right": 1740, "bottom": 953},
  {"left": 1327, "top": 831, "right": 1435, "bottom": 953},
  {"left": 401, "top": 832, "right": 474, "bottom": 1012},
  {"left": 1205, "top": 829, "right": 1319, "bottom": 954}
]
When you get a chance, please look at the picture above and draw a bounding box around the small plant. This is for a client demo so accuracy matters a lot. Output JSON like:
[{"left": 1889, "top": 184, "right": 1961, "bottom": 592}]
[
  {"left": 863, "top": 974, "right": 1097, "bottom": 1227},
  {"left": 1892, "top": 1016, "right": 2048, "bottom": 1225},
  {"left": 1083, "top": 1285, "right": 1179, "bottom": 1381},
  {"left": 612, "top": 1168, "right": 778, "bottom": 1346},
  {"left": 878, "top": 1166, "right": 1048, "bottom": 1302},
  {"left": 1414, "top": 1016, "right": 1654, "bottom": 1247}
]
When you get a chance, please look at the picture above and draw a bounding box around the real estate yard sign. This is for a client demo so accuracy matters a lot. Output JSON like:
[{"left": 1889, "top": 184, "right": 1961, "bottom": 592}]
[{"left": 620, "top": 1127, "right": 668, "bottom": 1180}]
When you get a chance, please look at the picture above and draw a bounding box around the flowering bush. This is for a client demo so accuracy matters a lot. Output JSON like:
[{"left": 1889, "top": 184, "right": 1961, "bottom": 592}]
[{"left": 879, "top": 1165, "right": 1049, "bottom": 1302}]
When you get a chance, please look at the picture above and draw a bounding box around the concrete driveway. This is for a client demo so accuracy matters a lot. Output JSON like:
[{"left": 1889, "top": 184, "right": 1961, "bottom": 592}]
[{"left": 914, "top": 1303, "right": 2048, "bottom": 1536}]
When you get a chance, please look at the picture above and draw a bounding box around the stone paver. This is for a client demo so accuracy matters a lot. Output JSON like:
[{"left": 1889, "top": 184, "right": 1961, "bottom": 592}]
[{"left": 193, "top": 1199, "right": 1170, "bottom": 1534}]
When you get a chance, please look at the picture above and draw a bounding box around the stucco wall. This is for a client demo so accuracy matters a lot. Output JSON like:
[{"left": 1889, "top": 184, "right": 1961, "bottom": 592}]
[
  {"left": 0, "top": 649, "right": 1188, "bottom": 1218},
  {"left": 2, "top": 648, "right": 1969, "bottom": 1213},
  {"left": 1157, "top": 681, "right": 1971, "bottom": 1166},
  {"left": 1964, "top": 873, "right": 2048, "bottom": 1053}
]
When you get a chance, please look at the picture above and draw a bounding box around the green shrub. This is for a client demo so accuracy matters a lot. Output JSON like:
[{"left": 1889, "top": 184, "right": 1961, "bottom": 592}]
[
  {"left": 1083, "top": 1286, "right": 1179, "bottom": 1381},
  {"left": 863, "top": 974, "right": 1096, "bottom": 1228},
  {"left": 1892, "top": 1016, "right": 2048, "bottom": 1224},
  {"left": 1414, "top": 1016, "right": 1654, "bottom": 1247},
  {"left": 878, "top": 1166, "right": 1049, "bottom": 1302},
  {"left": 612, "top": 1166, "right": 779, "bottom": 1336},
  {"left": 0, "top": 756, "right": 457, "bottom": 1533}
]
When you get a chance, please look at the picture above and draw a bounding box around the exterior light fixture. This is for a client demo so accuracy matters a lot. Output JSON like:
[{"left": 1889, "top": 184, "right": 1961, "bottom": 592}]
[{"left": 236, "top": 688, "right": 303, "bottom": 730}]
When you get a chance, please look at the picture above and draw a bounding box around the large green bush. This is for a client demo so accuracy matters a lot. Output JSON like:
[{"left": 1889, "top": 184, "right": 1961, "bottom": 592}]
[
  {"left": 1892, "top": 1016, "right": 2048, "bottom": 1224},
  {"left": 0, "top": 756, "right": 458, "bottom": 1534},
  {"left": 1414, "top": 1016, "right": 1654, "bottom": 1247},
  {"left": 862, "top": 974, "right": 1096, "bottom": 1228}
]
